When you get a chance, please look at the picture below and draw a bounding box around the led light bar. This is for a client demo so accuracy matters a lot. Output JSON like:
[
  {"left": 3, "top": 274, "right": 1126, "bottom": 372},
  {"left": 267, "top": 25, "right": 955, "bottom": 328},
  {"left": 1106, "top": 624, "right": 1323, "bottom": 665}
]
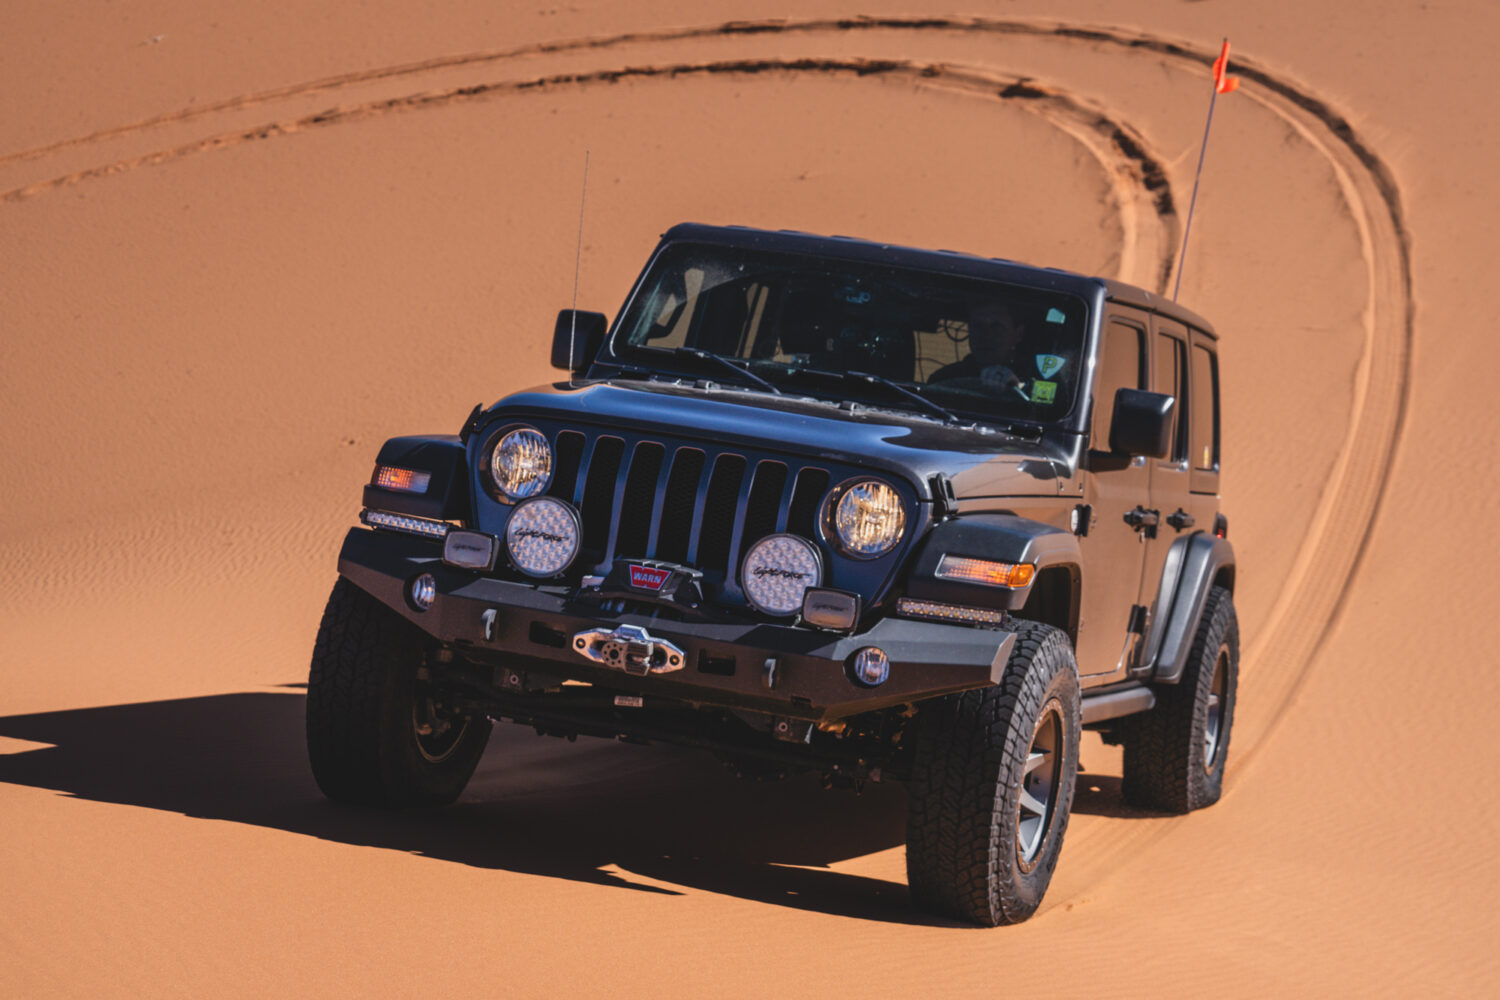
[
  {"left": 896, "top": 597, "right": 1007, "bottom": 627},
  {"left": 361, "top": 509, "right": 450, "bottom": 539},
  {"left": 373, "top": 465, "right": 431, "bottom": 494},
  {"left": 935, "top": 554, "right": 1036, "bottom": 589}
]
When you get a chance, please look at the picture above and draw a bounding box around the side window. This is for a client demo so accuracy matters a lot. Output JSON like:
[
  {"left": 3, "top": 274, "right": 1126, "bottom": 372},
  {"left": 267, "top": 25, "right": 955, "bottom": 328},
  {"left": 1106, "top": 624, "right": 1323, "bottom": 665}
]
[
  {"left": 1093, "top": 320, "right": 1146, "bottom": 450},
  {"left": 1154, "top": 333, "right": 1189, "bottom": 462},
  {"left": 1190, "top": 342, "right": 1219, "bottom": 470}
]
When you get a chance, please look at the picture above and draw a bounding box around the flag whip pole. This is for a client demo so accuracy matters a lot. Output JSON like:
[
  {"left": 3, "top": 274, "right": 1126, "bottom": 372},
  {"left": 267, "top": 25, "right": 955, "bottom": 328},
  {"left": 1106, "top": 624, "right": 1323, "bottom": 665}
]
[{"left": 1173, "top": 39, "right": 1238, "bottom": 302}]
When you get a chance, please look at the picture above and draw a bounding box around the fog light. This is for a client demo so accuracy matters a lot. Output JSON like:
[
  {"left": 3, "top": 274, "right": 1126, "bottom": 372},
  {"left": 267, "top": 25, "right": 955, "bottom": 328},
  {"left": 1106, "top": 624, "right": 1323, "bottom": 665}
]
[
  {"left": 801, "top": 588, "right": 861, "bottom": 630},
  {"left": 741, "top": 533, "right": 822, "bottom": 616},
  {"left": 851, "top": 646, "right": 889, "bottom": 687},
  {"left": 506, "top": 496, "right": 581, "bottom": 577},
  {"left": 443, "top": 530, "right": 498, "bottom": 571},
  {"left": 409, "top": 573, "right": 436, "bottom": 611}
]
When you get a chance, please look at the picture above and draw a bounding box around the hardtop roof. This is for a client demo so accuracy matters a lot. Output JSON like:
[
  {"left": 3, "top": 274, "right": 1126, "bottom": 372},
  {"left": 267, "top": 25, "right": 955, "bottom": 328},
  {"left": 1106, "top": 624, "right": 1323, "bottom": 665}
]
[{"left": 659, "top": 222, "right": 1217, "bottom": 338}]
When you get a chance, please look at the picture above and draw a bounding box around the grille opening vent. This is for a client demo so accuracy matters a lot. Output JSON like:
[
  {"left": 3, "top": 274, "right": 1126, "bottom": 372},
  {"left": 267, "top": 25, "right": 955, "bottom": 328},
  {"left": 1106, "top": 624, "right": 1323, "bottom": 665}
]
[
  {"left": 697, "top": 651, "right": 736, "bottom": 676},
  {"left": 656, "top": 448, "right": 705, "bottom": 564},
  {"left": 741, "top": 460, "right": 789, "bottom": 552},
  {"left": 788, "top": 467, "right": 830, "bottom": 540},
  {"left": 698, "top": 454, "right": 747, "bottom": 573},
  {"left": 579, "top": 436, "right": 625, "bottom": 557},
  {"left": 551, "top": 430, "right": 586, "bottom": 501},
  {"left": 614, "top": 441, "right": 664, "bottom": 559}
]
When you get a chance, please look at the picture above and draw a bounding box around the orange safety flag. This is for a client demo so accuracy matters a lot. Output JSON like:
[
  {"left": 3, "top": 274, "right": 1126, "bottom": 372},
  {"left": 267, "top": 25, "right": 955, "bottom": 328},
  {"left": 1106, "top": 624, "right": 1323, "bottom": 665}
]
[{"left": 1212, "top": 39, "right": 1241, "bottom": 93}]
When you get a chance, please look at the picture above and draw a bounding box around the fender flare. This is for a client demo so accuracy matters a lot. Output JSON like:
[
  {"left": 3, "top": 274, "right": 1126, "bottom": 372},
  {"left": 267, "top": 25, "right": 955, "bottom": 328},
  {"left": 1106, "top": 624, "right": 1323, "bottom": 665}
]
[
  {"left": 1145, "top": 532, "right": 1236, "bottom": 684},
  {"left": 361, "top": 435, "right": 472, "bottom": 522},
  {"left": 904, "top": 514, "right": 1082, "bottom": 612}
]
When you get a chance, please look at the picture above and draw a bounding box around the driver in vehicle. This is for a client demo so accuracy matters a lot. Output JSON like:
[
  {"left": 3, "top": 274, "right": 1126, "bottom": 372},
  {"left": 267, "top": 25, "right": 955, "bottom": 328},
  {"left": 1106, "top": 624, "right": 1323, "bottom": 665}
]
[{"left": 929, "top": 301, "right": 1031, "bottom": 398}]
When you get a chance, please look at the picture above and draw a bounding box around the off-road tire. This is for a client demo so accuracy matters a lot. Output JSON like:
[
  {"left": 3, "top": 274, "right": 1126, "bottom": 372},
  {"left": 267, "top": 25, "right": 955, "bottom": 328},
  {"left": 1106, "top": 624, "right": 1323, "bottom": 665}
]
[
  {"left": 1121, "top": 586, "right": 1238, "bottom": 813},
  {"left": 306, "top": 577, "right": 490, "bottom": 807},
  {"left": 906, "top": 620, "right": 1082, "bottom": 926}
]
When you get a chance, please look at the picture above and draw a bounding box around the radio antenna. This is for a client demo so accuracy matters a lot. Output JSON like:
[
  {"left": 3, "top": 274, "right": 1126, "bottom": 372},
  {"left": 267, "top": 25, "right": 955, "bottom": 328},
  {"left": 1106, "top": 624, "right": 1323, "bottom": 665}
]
[{"left": 569, "top": 149, "right": 591, "bottom": 372}]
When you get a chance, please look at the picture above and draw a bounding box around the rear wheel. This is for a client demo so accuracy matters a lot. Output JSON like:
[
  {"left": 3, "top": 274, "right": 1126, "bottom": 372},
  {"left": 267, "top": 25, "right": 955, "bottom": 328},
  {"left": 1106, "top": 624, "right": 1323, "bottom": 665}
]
[
  {"left": 306, "top": 577, "right": 490, "bottom": 807},
  {"left": 1122, "top": 586, "right": 1239, "bottom": 812},
  {"left": 906, "top": 620, "right": 1081, "bottom": 926}
]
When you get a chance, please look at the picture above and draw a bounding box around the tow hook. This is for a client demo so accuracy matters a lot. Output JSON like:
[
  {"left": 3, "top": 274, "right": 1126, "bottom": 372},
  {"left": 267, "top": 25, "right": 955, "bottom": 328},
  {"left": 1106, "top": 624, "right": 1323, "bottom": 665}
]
[{"left": 571, "top": 624, "right": 686, "bottom": 676}]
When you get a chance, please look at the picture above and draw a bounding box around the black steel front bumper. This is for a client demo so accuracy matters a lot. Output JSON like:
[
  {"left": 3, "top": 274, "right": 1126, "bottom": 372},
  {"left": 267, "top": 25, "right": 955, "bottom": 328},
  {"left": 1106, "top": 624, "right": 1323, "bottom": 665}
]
[{"left": 338, "top": 528, "right": 1016, "bottom": 722}]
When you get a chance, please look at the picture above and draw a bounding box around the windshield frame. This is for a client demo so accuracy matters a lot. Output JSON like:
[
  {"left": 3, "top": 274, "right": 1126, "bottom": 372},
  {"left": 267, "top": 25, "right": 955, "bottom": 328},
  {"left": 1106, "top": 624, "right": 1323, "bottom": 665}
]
[{"left": 599, "top": 238, "right": 1098, "bottom": 432}]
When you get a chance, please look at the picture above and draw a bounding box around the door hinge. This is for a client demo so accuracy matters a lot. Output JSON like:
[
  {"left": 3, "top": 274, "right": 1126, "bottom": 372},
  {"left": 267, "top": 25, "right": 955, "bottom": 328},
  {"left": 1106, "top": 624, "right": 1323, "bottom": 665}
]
[{"left": 1126, "top": 604, "right": 1149, "bottom": 635}]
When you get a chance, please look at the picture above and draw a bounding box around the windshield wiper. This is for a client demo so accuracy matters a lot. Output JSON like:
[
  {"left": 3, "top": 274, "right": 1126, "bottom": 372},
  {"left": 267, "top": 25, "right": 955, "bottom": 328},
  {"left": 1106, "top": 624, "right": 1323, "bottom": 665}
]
[
  {"left": 670, "top": 348, "right": 782, "bottom": 395},
  {"left": 834, "top": 370, "right": 962, "bottom": 424}
]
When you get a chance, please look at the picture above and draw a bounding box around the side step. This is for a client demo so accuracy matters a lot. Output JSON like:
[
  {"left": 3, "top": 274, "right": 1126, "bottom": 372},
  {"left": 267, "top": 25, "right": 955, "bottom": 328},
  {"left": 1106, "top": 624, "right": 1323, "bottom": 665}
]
[{"left": 1080, "top": 684, "right": 1156, "bottom": 725}]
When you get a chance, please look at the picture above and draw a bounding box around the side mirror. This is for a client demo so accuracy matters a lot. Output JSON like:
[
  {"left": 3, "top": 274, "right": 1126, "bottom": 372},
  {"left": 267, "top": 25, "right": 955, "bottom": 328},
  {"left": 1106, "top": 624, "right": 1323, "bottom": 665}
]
[
  {"left": 1109, "top": 388, "right": 1175, "bottom": 458},
  {"left": 551, "top": 310, "right": 608, "bottom": 374}
]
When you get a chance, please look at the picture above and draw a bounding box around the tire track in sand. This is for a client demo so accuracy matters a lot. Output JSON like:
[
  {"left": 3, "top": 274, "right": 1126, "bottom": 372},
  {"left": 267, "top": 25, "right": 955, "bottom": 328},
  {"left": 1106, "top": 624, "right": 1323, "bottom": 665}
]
[{"left": 2, "top": 15, "right": 1413, "bottom": 911}]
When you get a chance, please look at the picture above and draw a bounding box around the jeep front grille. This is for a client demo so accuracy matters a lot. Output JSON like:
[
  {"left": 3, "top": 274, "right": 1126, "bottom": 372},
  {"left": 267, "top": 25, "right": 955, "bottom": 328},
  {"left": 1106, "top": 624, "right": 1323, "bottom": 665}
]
[{"left": 545, "top": 429, "right": 831, "bottom": 597}]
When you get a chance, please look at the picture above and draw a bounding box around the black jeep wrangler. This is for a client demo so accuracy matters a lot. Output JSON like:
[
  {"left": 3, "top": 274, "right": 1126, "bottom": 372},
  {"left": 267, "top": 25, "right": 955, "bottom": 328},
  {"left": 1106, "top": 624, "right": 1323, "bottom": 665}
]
[{"left": 307, "top": 223, "right": 1238, "bottom": 926}]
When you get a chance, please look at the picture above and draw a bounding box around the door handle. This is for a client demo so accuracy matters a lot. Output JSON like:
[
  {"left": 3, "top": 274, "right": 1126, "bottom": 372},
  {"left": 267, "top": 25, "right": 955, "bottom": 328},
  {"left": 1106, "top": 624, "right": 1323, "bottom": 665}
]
[
  {"left": 1123, "top": 506, "right": 1159, "bottom": 537},
  {"left": 1167, "top": 509, "right": 1195, "bottom": 531}
]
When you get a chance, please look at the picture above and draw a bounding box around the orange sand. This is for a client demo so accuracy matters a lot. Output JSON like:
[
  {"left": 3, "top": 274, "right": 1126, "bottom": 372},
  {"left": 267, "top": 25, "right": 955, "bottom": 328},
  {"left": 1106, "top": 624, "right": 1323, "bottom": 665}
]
[{"left": 3, "top": 2, "right": 1497, "bottom": 996}]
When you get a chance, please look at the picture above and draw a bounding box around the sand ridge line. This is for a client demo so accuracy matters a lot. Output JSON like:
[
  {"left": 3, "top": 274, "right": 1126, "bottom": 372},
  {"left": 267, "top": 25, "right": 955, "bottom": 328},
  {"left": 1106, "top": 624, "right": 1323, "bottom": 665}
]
[{"left": 0, "top": 55, "right": 1178, "bottom": 291}]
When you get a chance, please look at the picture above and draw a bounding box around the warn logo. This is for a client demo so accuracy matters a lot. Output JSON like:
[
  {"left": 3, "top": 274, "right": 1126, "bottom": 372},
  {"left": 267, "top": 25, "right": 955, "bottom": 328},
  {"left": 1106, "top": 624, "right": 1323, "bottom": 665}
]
[{"left": 627, "top": 565, "right": 672, "bottom": 591}]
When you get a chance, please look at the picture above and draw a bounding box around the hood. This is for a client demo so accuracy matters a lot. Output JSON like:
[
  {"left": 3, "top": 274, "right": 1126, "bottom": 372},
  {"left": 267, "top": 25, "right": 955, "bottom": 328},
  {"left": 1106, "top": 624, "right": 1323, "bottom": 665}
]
[{"left": 482, "top": 379, "right": 1070, "bottom": 499}]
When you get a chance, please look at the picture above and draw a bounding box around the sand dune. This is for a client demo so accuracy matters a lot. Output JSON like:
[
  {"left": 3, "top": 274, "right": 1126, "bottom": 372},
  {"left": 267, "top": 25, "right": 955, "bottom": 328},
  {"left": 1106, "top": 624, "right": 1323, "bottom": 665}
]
[{"left": 3, "top": 2, "right": 1497, "bottom": 996}]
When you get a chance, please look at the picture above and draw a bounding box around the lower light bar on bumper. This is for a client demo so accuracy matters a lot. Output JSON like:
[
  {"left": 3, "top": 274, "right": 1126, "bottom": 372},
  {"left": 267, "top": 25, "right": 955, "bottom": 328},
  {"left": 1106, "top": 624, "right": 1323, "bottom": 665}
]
[
  {"left": 896, "top": 597, "right": 1006, "bottom": 627},
  {"left": 361, "top": 509, "right": 451, "bottom": 539}
]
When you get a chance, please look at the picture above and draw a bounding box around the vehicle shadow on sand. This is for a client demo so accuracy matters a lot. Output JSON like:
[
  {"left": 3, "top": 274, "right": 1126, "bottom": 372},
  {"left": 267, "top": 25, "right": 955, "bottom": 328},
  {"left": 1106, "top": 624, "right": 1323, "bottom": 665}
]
[{"left": 0, "top": 690, "right": 1155, "bottom": 924}]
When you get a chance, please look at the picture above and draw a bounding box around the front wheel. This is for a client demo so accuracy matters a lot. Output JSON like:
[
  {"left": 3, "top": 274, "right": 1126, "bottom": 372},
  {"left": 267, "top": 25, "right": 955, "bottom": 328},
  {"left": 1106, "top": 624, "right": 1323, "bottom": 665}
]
[
  {"left": 306, "top": 578, "right": 491, "bottom": 807},
  {"left": 906, "top": 620, "right": 1082, "bottom": 926}
]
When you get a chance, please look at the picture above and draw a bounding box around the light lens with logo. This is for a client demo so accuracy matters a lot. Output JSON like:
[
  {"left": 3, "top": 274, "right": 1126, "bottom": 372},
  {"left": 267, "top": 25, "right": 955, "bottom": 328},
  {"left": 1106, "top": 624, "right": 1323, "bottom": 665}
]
[
  {"left": 831, "top": 480, "right": 906, "bottom": 558},
  {"left": 740, "top": 533, "right": 822, "bottom": 616},
  {"left": 801, "top": 588, "right": 860, "bottom": 630},
  {"left": 442, "top": 530, "right": 499, "bottom": 571},
  {"left": 490, "top": 427, "right": 553, "bottom": 500},
  {"left": 505, "top": 497, "right": 580, "bottom": 577}
]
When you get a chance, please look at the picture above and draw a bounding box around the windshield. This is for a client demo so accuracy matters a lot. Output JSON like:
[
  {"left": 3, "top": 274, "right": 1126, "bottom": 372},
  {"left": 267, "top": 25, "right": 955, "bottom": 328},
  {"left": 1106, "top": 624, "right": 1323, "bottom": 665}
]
[{"left": 614, "top": 242, "right": 1090, "bottom": 424}]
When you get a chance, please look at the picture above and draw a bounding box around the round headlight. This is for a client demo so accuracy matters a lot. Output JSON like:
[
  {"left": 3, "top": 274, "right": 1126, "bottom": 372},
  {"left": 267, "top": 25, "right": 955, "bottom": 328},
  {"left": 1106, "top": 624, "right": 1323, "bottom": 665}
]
[
  {"left": 741, "top": 533, "right": 823, "bottom": 616},
  {"left": 490, "top": 428, "right": 553, "bottom": 500},
  {"left": 831, "top": 480, "right": 906, "bottom": 558},
  {"left": 505, "top": 497, "right": 581, "bottom": 577}
]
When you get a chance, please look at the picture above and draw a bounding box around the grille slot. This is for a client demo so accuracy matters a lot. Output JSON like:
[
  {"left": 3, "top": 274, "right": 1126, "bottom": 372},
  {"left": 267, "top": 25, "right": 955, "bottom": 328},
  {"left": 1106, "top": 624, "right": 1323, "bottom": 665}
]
[
  {"left": 697, "top": 454, "right": 747, "bottom": 573},
  {"left": 579, "top": 436, "right": 625, "bottom": 557},
  {"left": 614, "top": 442, "right": 664, "bottom": 559},
  {"left": 788, "top": 466, "right": 830, "bottom": 540},
  {"left": 742, "top": 460, "right": 788, "bottom": 550},
  {"left": 656, "top": 448, "right": 705, "bottom": 564},
  {"left": 550, "top": 430, "right": 586, "bottom": 502}
]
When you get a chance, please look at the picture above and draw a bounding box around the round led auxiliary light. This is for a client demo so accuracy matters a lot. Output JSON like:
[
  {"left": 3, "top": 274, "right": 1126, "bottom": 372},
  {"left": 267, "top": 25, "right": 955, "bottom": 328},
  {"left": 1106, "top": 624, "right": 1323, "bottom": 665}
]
[
  {"left": 490, "top": 427, "right": 553, "bottom": 500},
  {"left": 831, "top": 479, "right": 906, "bottom": 558},
  {"left": 741, "top": 533, "right": 823, "bottom": 616},
  {"left": 506, "top": 497, "right": 581, "bottom": 578}
]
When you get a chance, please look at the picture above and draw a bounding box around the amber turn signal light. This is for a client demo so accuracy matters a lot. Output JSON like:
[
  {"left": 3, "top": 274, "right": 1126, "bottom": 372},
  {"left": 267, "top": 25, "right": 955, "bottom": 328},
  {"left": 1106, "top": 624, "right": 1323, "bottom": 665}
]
[
  {"left": 374, "top": 465, "right": 432, "bottom": 494},
  {"left": 935, "top": 555, "right": 1036, "bottom": 588}
]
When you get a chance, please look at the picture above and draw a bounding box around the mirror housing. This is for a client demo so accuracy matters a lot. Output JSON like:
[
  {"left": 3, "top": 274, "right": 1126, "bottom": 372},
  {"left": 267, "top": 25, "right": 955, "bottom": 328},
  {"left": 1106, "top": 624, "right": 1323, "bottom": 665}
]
[
  {"left": 1109, "top": 388, "right": 1175, "bottom": 458},
  {"left": 551, "top": 310, "right": 608, "bottom": 374}
]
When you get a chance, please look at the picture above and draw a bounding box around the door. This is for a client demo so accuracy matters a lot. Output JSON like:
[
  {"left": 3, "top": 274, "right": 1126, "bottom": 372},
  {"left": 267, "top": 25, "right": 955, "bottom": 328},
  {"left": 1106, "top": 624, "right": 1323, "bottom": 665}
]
[{"left": 1074, "top": 314, "right": 1151, "bottom": 678}]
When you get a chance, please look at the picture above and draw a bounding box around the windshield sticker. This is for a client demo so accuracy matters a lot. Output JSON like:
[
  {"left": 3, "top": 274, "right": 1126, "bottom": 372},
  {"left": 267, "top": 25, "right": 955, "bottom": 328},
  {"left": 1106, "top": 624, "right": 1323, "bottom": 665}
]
[
  {"left": 1031, "top": 380, "right": 1058, "bottom": 404},
  {"left": 1046, "top": 307, "right": 1066, "bottom": 324},
  {"left": 838, "top": 286, "right": 871, "bottom": 305},
  {"left": 1035, "top": 354, "right": 1066, "bottom": 378}
]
